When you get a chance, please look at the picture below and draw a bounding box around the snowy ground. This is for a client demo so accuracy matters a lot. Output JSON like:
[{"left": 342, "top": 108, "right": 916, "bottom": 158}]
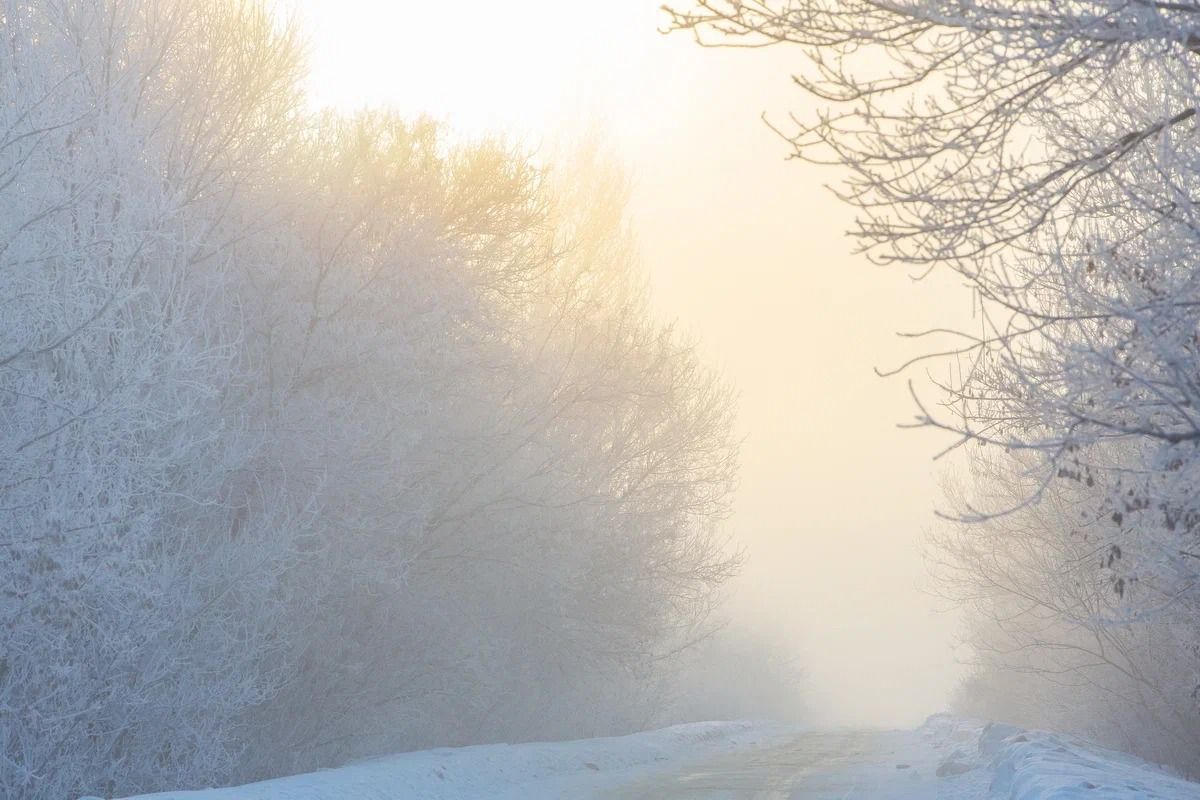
[
  {"left": 109, "top": 722, "right": 792, "bottom": 800},
  {"left": 108, "top": 715, "right": 1200, "bottom": 799},
  {"left": 608, "top": 714, "right": 1200, "bottom": 798}
]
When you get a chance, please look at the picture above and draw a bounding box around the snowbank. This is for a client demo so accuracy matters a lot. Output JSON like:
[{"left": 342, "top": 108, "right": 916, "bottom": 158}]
[
  {"left": 920, "top": 713, "right": 1200, "bottom": 800},
  {"left": 984, "top": 725, "right": 1199, "bottom": 800},
  {"left": 106, "top": 721, "right": 777, "bottom": 800}
]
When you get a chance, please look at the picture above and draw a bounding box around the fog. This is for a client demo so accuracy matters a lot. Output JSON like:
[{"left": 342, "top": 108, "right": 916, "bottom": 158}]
[
  {"left": 13, "top": 3, "right": 1200, "bottom": 797},
  {"left": 16, "top": 3, "right": 1200, "bottom": 796},
  {"left": 291, "top": 0, "right": 972, "bottom": 728}
]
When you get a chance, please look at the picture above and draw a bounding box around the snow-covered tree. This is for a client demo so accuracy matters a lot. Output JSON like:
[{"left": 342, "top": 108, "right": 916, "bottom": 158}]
[
  {"left": 664, "top": 0, "right": 1200, "bottom": 556},
  {"left": 937, "top": 451, "right": 1200, "bottom": 774},
  {"left": 0, "top": 5, "right": 740, "bottom": 794},
  {"left": 0, "top": 1, "right": 304, "bottom": 796},
  {"left": 230, "top": 121, "right": 739, "bottom": 778}
]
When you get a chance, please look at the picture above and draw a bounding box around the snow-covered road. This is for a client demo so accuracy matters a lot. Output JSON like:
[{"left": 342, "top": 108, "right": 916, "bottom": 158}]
[
  {"left": 115, "top": 715, "right": 1200, "bottom": 799},
  {"left": 608, "top": 729, "right": 874, "bottom": 798},
  {"left": 607, "top": 727, "right": 983, "bottom": 799}
]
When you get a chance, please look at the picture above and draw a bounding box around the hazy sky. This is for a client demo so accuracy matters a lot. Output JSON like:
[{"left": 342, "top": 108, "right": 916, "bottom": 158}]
[{"left": 288, "top": 0, "right": 973, "bottom": 727}]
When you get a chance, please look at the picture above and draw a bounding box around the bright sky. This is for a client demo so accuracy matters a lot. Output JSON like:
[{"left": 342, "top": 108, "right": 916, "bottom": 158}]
[{"left": 287, "top": 0, "right": 973, "bottom": 728}]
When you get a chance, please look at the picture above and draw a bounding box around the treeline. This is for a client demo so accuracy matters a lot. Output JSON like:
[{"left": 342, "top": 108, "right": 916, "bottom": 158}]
[
  {"left": 939, "top": 452, "right": 1200, "bottom": 774},
  {"left": 0, "top": 2, "right": 739, "bottom": 797},
  {"left": 668, "top": 0, "right": 1200, "bottom": 776}
]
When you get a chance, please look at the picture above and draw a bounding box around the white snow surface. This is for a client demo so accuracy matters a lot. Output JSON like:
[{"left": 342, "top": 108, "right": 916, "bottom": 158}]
[
  {"left": 101, "top": 715, "right": 1200, "bottom": 799},
  {"left": 106, "top": 721, "right": 783, "bottom": 800},
  {"left": 919, "top": 714, "right": 1200, "bottom": 800},
  {"left": 976, "top": 718, "right": 1200, "bottom": 799}
]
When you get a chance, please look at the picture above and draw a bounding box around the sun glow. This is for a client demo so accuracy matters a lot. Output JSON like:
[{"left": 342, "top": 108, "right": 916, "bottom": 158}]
[
  {"left": 287, "top": 0, "right": 968, "bottom": 729},
  {"left": 288, "top": 1, "right": 658, "bottom": 140}
]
